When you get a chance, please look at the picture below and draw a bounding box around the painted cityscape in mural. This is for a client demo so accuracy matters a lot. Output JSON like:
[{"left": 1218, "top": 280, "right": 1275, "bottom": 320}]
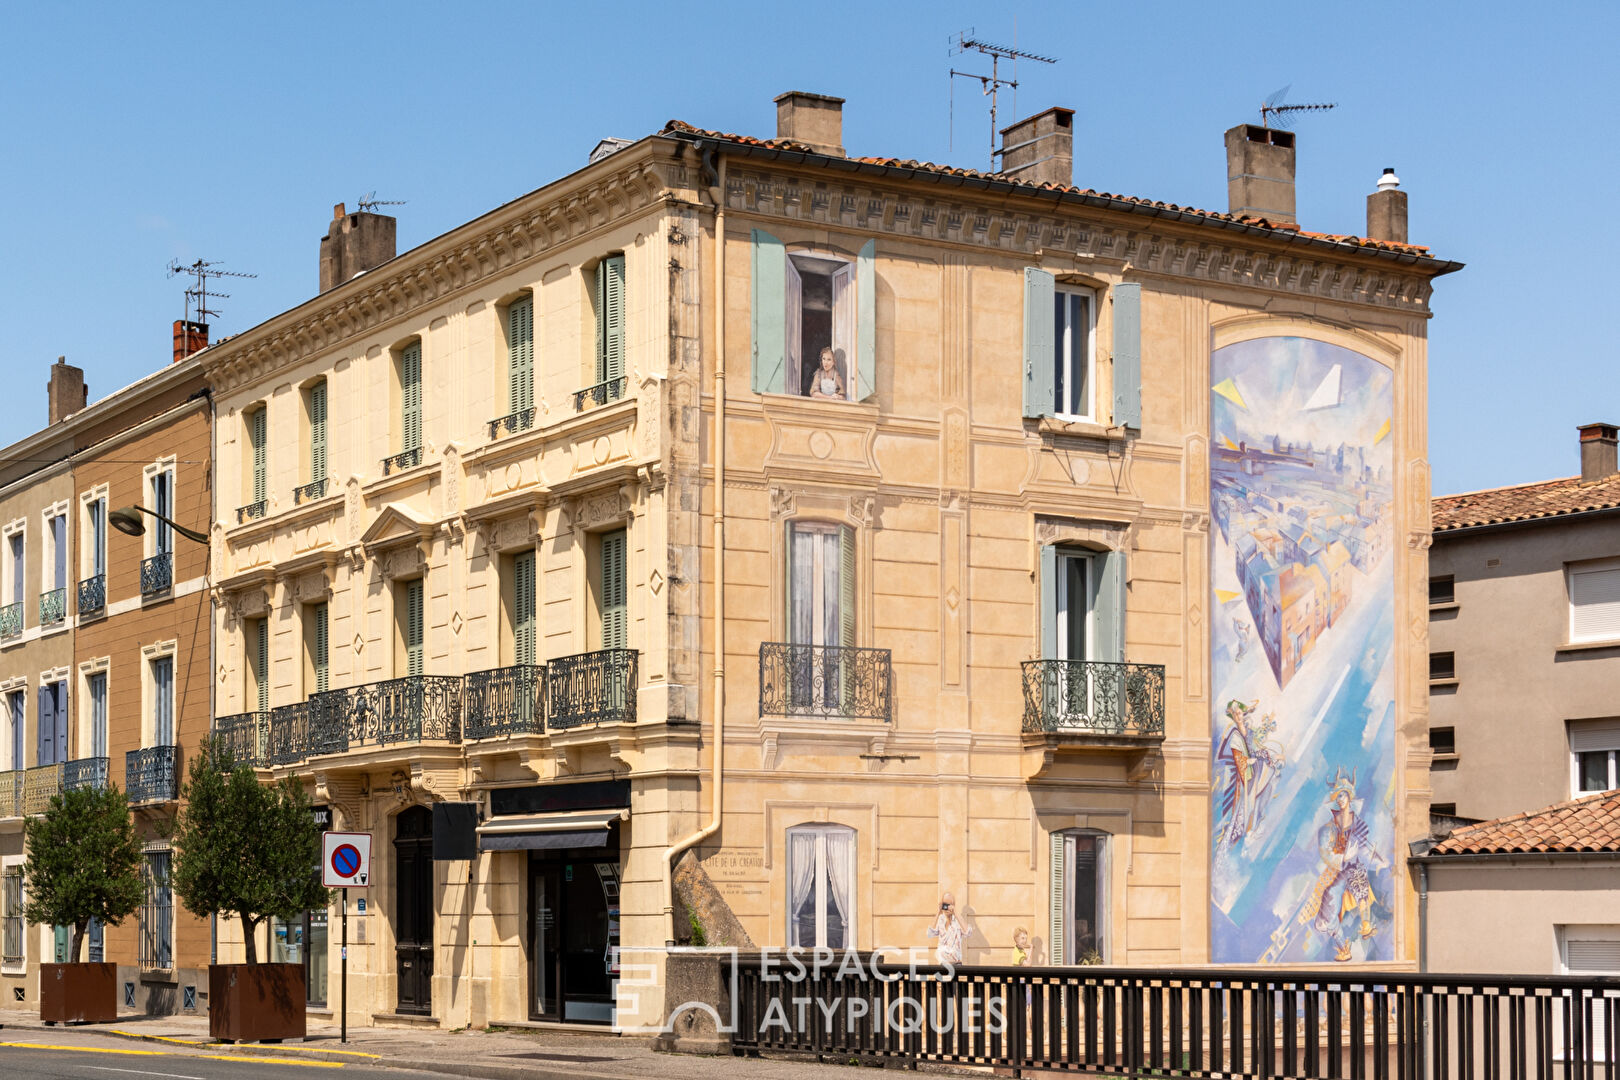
[{"left": 1208, "top": 337, "right": 1395, "bottom": 964}]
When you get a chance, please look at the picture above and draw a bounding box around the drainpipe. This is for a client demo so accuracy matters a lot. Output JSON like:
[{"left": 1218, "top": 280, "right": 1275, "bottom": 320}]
[
  {"left": 1417, "top": 860, "right": 1429, "bottom": 973},
  {"left": 663, "top": 148, "right": 726, "bottom": 943}
]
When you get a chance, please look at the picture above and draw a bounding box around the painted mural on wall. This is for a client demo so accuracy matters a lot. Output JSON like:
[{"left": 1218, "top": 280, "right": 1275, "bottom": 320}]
[{"left": 1208, "top": 337, "right": 1396, "bottom": 964}]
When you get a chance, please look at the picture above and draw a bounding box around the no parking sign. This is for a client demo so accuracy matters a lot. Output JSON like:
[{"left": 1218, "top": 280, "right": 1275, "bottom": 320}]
[{"left": 322, "top": 832, "right": 372, "bottom": 888}]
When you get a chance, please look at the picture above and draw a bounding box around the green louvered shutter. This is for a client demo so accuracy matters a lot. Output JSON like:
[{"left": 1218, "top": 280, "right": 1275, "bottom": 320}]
[
  {"left": 1096, "top": 551, "right": 1126, "bottom": 665},
  {"left": 310, "top": 381, "right": 328, "bottom": 483},
  {"left": 405, "top": 579, "right": 424, "bottom": 677},
  {"left": 254, "top": 618, "right": 269, "bottom": 713},
  {"left": 401, "top": 342, "right": 423, "bottom": 452},
  {"left": 600, "top": 530, "right": 627, "bottom": 651},
  {"left": 513, "top": 550, "right": 536, "bottom": 667},
  {"left": 1111, "top": 283, "right": 1142, "bottom": 429},
  {"left": 596, "top": 257, "right": 626, "bottom": 387},
  {"left": 1049, "top": 832, "right": 1066, "bottom": 964},
  {"left": 508, "top": 295, "right": 534, "bottom": 414},
  {"left": 313, "top": 602, "right": 329, "bottom": 694},
  {"left": 750, "top": 230, "right": 786, "bottom": 394},
  {"left": 838, "top": 526, "right": 856, "bottom": 649},
  {"left": 1023, "top": 268, "right": 1056, "bottom": 419},
  {"left": 856, "top": 240, "right": 876, "bottom": 400},
  {"left": 250, "top": 407, "right": 267, "bottom": 504}
]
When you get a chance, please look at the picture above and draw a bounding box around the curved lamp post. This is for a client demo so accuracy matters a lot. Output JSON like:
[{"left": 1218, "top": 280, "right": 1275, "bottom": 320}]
[{"left": 109, "top": 505, "right": 209, "bottom": 547}]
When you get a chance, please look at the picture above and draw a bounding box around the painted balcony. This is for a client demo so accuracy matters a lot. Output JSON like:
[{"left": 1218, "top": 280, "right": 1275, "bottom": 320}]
[
  {"left": 465, "top": 664, "right": 546, "bottom": 739},
  {"left": 213, "top": 711, "right": 268, "bottom": 768},
  {"left": 236, "top": 500, "right": 267, "bottom": 524},
  {"left": 293, "top": 478, "right": 330, "bottom": 505},
  {"left": 266, "top": 675, "right": 463, "bottom": 765},
  {"left": 381, "top": 447, "right": 422, "bottom": 476},
  {"left": 141, "top": 551, "right": 173, "bottom": 596},
  {"left": 125, "top": 745, "right": 179, "bottom": 804},
  {"left": 0, "top": 601, "right": 21, "bottom": 640},
  {"left": 758, "top": 643, "right": 893, "bottom": 722},
  {"left": 573, "top": 376, "right": 627, "bottom": 412},
  {"left": 487, "top": 407, "right": 535, "bottom": 440},
  {"left": 1021, "top": 659, "right": 1166, "bottom": 746},
  {"left": 38, "top": 587, "right": 67, "bottom": 626},
  {"left": 547, "top": 649, "right": 637, "bottom": 729},
  {"left": 78, "top": 574, "right": 105, "bottom": 617},
  {"left": 63, "top": 757, "right": 109, "bottom": 792},
  {"left": 0, "top": 764, "right": 63, "bottom": 816}
]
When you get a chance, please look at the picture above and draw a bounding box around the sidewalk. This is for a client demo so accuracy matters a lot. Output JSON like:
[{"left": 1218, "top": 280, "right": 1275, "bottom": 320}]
[{"left": 0, "top": 1009, "right": 897, "bottom": 1080}]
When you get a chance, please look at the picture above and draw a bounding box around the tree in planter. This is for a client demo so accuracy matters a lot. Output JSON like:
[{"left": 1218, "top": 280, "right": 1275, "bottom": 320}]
[
  {"left": 23, "top": 785, "right": 145, "bottom": 962},
  {"left": 170, "top": 739, "right": 329, "bottom": 963}
]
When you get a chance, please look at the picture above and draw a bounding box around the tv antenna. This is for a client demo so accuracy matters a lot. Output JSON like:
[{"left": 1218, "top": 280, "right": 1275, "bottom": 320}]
[
  {"left": 166, "top": 258, "right": 257, "bottom": 325},
  {"left": 949, "top": 29, "right": 1058, "bottom": 169},
  {"left": 357, "top": 191, "right": 407, "bottom": 213},
  {"left": 1259, "top": 85, "right": 1337, "bottom": 129}
]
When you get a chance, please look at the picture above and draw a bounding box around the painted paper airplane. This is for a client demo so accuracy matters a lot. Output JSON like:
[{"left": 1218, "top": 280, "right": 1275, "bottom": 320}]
[
  {"left": 1373, "top": 418, "right": 1391, "bottom": 444},
  {"left": 1212, "top": 378, "right": 1248, "bottom": 409},
  {"left": 1302, "top": 365, "right": 1341, "bottom": 410},
  {"left": 1216, "top": 589, "right": 1242, "bottom": 604}
]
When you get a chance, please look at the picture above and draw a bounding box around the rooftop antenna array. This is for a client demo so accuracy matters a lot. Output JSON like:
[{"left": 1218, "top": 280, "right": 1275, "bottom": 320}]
[
  {"left": 1259, "top": 85, "right": 1337, "bottom": 129},
  {"left": 949, "top": 29, "right": 1057, "bottom": 170},
  {"left": 357, "top": 191, "right": 407, "bottom": 213},
  {"left": 166, "top": 258, "right": 257, "bottom": 325}
]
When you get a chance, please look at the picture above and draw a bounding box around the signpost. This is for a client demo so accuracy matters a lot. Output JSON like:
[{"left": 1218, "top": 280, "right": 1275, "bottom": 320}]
[{"left": 322, "top": 832, "right": 371, "bottom": 1043}]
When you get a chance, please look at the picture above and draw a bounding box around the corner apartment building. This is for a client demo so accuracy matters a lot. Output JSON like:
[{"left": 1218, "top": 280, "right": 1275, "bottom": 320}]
[{"left": 199, "top": 92, "right": 1456, "bottom": 1030}]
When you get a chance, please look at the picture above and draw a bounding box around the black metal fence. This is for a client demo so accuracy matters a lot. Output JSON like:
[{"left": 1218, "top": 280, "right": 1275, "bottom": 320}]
[
  {"left": 728, "top": 960, "right": 1620, "bottom": 1080},
  {"left": 381, "top": 447, "right": 423, "bottom": 475},
  {"left": 1021, "top": 659, "right": 1166, "bottom": 736},
  {"left": 38, "top": 586, "right": 67, "bottom": 625},
  {"left": 548, "top": 648, "right": 637, "bottom": 728},
  {"left": 78, "top": 573, "right": 105, "bottom": 616},
  {"left": 293, "top": 477, "right": 329, "bottom": 505},
  {"left": 759, "top": 643, "right": 892, "bottom": 722},
  {"left": 266, "top": 701, "right": 309, "bottom": 766},
  {"left": 125, "top": 745, "right": 178, "bottom": 803},
  {"left": 465, "top": 664, "right": 546, "bottom": 739},
  {"left": 306, "top": 674, "right": 463, "bottom": 755},
  {"left": 141, "top": 551, "right": 173, "bottom": 596},
  {"left": 213, "top": 711, "right": 267, "bottom": 768},
  {"left": 488, "top": 407, "right": 536, "bottom": 440},
  {"left": 573, "top": 376, "right": 628, "bottom": 411},
  {"left": 63, "top": 757, "right": 109, "bottom": 792}
]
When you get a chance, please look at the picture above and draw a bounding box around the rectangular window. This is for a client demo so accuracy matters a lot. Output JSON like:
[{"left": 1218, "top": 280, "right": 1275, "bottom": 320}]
[
  {"left": 785, "top": 825, "right": 855, "bottom": 950},
  {"left": 1570, "top": 720, "right": 1620, "bottom": 796},
  {"left": 1053, "top": 288, "right": 1095, "bottom": 419},
  {"left": 1, "top": 865, "right": 21, "bottom": 966},
  {"left": 88, "top": 671, "right": 107, "bottom": 759},
  {"left": 247, "top": 617, "right": 269, "bottom": 713},
  {"left": 308, "top": 380, "right": 327, "bottom": 484},
  {"left": 6, "top": 691, "right": 22, "bottom": 771},
  {"left": 141, "top": 851, "right": 173, "bottom": 969},
  {"left": 5, "top": 529, "right": 24, "bottom": 606},
  {"left": 511, "top": 551, "right": 536, "bottom": 667},
  {"left": 1051, "top": 831, "right": 1109, "bottom": 964},
  {"left": 1057, "top": 552, "right": 1093, "bottom": 662},
  {"left": 248, "top": 406, "right": 267, "bottom": 505},
  {"left": 400, "top": 579, "right": 424, "bottom": 678},
  {"left": 1430, "top": 803, "right": 1457, "bottom": 817},
  {"left": 306, "top": 602, "right": 329, "bottom": 695},
  {"left": 400, "top": 342, "right": 423, "bottom": 453},
  {"left": 151, "top": 468, "right": 174, "bottom": 554},
  {"left": 594, "top": 256, "right": 626, "bottom": 396},
  {"left": 1429, "top": 651, "right": 1456, "bottom": 681},
  {"left": 86, "top": 496, "right": 106, "bottom": 578},
  {"left": 600, "top": 530, "right": 627, "bottom": 651},
  {"left": 785, "top": 252, "right": 855, "bottom": 400},
  {"left": 1429, "top": 575, "right": 1455, "bottom": 605},
  {"left": 44, "top": 511, "right": 67, "bottom": 592},
  {"left": 38, "top": 680, "right": 66, "bottom": 766},
  {"left": 1040, "top": 546, "right": 1126, "bottom": 667},
  {"left": 788, "top": 523, "right": 853, "bottom": 650},
  {"left": 151, "top": 657, "right": 174, "bottom": 746},
  {"left": 508, "top": 295, "right": 534, "bottom": 416},
  {"left": 1571, "top": 560, "right": 1620, "bottom": 643},
  {"left": 1429, "top": 727, "right": 1456, "bottom": 756}
]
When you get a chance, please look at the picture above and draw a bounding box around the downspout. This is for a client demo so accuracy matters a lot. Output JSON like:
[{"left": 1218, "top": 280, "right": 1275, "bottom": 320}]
[
  {"left": 1417, "top": 860, "right": 1429, "bottom": 973},
  {"left": 663, "top": 147, "right": 726, "bottom": 943}
]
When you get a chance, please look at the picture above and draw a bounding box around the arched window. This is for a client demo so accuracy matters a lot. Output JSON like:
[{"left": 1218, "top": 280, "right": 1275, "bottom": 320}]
[{"left": 786, "top": 824, "right": 856, "bottom": 949}]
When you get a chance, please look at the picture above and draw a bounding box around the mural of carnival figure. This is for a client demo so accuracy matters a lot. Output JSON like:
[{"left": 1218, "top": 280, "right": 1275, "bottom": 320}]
[{"left": 1208, "top": 337, "right": 1396, "bottom": 964}]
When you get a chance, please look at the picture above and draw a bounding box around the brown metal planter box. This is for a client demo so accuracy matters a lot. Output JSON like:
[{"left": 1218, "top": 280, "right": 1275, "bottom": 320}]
[
  {"left": 209, "top": 963, "right": 305, "bottom": 1042},
  {"left": 39, "top": 962, "right": 117, "bottom": 1024}
]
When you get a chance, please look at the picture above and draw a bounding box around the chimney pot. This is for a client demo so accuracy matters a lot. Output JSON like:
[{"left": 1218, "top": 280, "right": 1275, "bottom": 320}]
[
  {"left": 1579, "top": 422, "right": 1618, "bottom": 484},
  {"left": 319, "top": 202, "right": 397, "bottom": 293},
  {"left": 998, "top": 107, "right": 1074, "bottom": 188},
  {"left": 1366, "top": 166, "right": 1409, "bottom": 244},
  {"left": 1225, "top": 123, "right": 1297, "bottom": 224},
  {"left": 47, "top": 356, "right": 88, "bottom": 424},
  {"left": 774, "top": 91, "right": 845, "bottom": 157}
]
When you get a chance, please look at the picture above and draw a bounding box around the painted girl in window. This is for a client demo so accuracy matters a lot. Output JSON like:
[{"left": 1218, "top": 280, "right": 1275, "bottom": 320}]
[{"left": 807, "top": 347, "right": 847, "bottom": 400}]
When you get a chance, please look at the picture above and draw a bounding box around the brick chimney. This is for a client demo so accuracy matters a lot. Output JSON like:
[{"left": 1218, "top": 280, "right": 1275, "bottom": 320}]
[
  {"left": 774, "top": 91, "right": 844, "bottom": 157},
  {"left": 1225, "top": 124, "right": 1296, "bottom": 224},
  {"left": 1366, "top": 168, "right": 1408, "bottom": 244},
  {"left": 319, "top": 202, "right": 397, "bottom": 293},
  {"left": 1579, "top": 423, "right": 1618, "bottom": 483},
  {"left": 47, "top": 356, "right": 87, "bottom": 424},
  {"left": 173, "top": 320, "right": 208, "bottom": 363},
  {"left": 998, "top": 107, "right": 1074, "bottom": 187}
]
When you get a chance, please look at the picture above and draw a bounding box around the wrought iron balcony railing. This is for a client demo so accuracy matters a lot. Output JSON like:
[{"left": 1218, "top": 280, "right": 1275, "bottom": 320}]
[
  {"left": 78, "top": 574, "right": 105, "bottom": 617},
  {"left": 125, "top": 745, "right": 179, "bottom": 803},
  {"left": 0, "top": 601, "right": 21, "bottom": 639},
  {"left": 381, "top": 447, "right": 423, "bottom": 476},
  {"left": 269, "top": 676, "right": 463, "bottom": 764},
  {"left": 20, "top": 763, "right": 62, "bottom": 815},
  {"left": 213, "top": 711, "right": 268, "bottom": 768},
  {"left": 1021, "top": 659, "right": 1167, "bottom": 737},
  {"left": 758, "top": 643, "right": 893, "bottom": 722},
  {"left": 573, "top": 376, "right": 628, "bottom": 412},
  {"left": 547, "top": 649, "right": 637, "bottom": 729},
  {"left": 465, "top": 664, "right": 546, "bottom": 739},
  {"left": 141, "top": 552, "right": 173, "bottom": 596},
  {"left": 38, "top": 587, "right": 67, "bottom": 626},
  {"left": 0, "top": 771, "right": 18, "bottom": 817},
  {"left": 266, "top": 701, "right": 310, "bottom": 766},
  {"left": 488, "top": 407, "right": 535, "bottom": 440},
  {"left": 63, "top": 757, "right": 109, "bottom": 792},
  {"left": 293, "top": 478, "right": 330, "bottom": 505},
  {"left": 236, "top": 500, "right": 267, "bottom": 524}
]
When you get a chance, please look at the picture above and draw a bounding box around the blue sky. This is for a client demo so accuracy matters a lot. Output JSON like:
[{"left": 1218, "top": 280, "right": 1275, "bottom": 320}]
[{"left": 2, "top": 1, "right": 1614, "bottom": 495}]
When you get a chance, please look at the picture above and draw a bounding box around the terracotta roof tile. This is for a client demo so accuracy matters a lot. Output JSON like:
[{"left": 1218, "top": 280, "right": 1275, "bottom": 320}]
[
  {"left": 660, "top": 121, "right": 1436, "bottom": 259},
  {"left": 1433, "top": 472, "right": 1620, "bottom": 532},
  {"left": 1428, "top": 790, "right": 1620, "bottom": 856}
]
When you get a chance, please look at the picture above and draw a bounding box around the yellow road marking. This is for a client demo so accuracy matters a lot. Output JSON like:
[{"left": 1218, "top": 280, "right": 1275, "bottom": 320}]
[
  {"left": 199, "top": 1054, "right": 343, "bottom": 1068},
  {"left": 215, "top": 1044, "right": 379, "bottom": 1059},
  {"left": 109, "top": 1030, "right": 203, "bottom": 1045},
  {"left": 2, "top": 1041, "right": 344, "bottom": 1069},
  {"left": 2, "top": 1042, "right": 165, "bottom": 1056}
]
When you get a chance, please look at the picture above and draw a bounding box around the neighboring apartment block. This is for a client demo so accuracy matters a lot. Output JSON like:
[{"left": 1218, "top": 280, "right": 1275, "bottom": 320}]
[
  {"left": 1428, "top": 423, "right": 1620, "bottom": 822},
  {"left": 197, "top": 90, "right": 1455, "bottom": 1030}
]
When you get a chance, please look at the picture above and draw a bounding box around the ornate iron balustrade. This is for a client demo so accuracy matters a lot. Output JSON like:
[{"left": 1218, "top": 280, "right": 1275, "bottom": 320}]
[
  {"left": 38, "top": 587, "right": 67, "bottom": 626},
  {"left": 0, "top": 771, "right": 19, "bottom": 816},
  {"left": 125, "top": 745, "right": 179, "bottom": 803},
  {"left": 465, "top": 665, "right": 546, "bottom": 739},
  {"left": 22, "top": 763, "right": 62, "bottom": 815},
  {"left": 381, "top": 447, "right": 423, "bottom": 475},
  {"left": 303, "top": 675, "right": 463, "bottom": 757},
  {"left": 0, "top": 601, "right": 21, "bottom": 639},
  {"left": 63, "top": 757, "right": 109, "bottom": 792},
  {"left": 1021, "top": 659, "right": 1166, "bottom": 736},
  {"left": 141, "top": 552, "right": 173, "bottom": 596},
  {"left": 488, "top": 407, "right": 535, "bottom": 440},
  {"left": 266, "top": 701, "right": 310, "bottom": 766},
  {"left": 293, "top": 477, "right": 330, "bottom": 504},
  {"left": 236, "top": 500, "right": 267, "bottom": 523},
  {"left": 213, "top": 711, "right": 267, "bottom": 768},
  {"left": 758, "top": 643, "right": 892, "bottom": 722},
  {"left": 78, "top": 574, "right": 105, "bottom": 617},
  {"left": 572, "top": 376, "right": 628, "bottom": 412},
  {"left": 547, "top": 649, "right": 637, "bottom": 729}
]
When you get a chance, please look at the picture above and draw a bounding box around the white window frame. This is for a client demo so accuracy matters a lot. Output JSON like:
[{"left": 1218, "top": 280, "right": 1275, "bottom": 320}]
[
  {"left": 1557, "top": 925, "right": 1620, "bottom": 1062},
  {"left": 79, "top": 485, "right": 109, "bottom": 580},
  {"left": 141, "top": 640, "right": 178, "bottom": 748},
  {"left": 1568, "top": 557, "right": 1620, "bottom": 645},
  {"left": 1053, "top": 285, "right": 1097, "bottom": 422},
  {"left": 785, "top": 823, "right": 856, "bottom": 951},
  {"left": 142, "top": 457, "right": 178, "bottom": 560},
  {"left": 1056, "top": 550, "right": 1097, "bottom": 663},
  {"left": 1, "top": 854, "right": 24, "bottom": 974},
  {"left": 40, "top": 500, "right": 70, "bottom": 601},
  {"left": 2, "top": 517, "right": 25, "bottom": 607},
  {"left": 78, "top": 658, "right": 110, "bottom": 762},
  {"left": 0, "top": 677, "right": 25, "bottom": 772},
  {"left": 784, "top": 250, "right": 857, "bottom": 402},
  {"left": 1058, "top": 828, "right": 1111, "bottom": 964},
  {"left": 788, "top": 521, "right": 844, "bottom": 648}
]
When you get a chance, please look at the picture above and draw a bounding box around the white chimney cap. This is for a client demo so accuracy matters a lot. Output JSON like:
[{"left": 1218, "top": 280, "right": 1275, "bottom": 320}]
[{"left": 1377, "top": 167, "right": 1400, "bottom": 192}]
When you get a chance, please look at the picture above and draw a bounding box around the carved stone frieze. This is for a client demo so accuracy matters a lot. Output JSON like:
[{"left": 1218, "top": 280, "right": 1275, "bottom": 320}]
[{"left": 1035, "top": 516, "right": 1131, "bottom": 552}]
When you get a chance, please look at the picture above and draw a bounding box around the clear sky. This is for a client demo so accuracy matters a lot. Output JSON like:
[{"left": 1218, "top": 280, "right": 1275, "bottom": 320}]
[{"left": 2, "top": 1, "right": 1614, "bottom": 496}]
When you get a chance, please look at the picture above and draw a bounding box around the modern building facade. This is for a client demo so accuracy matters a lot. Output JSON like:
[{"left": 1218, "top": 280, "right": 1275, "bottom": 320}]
[{"left": 198, "top": 91, "right": 1456, "bottom": 1030}]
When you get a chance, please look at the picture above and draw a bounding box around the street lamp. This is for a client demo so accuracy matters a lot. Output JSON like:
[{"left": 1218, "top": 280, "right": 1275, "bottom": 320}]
[{"left": 109, "top": 505, "right": 209, "bottom": 547}]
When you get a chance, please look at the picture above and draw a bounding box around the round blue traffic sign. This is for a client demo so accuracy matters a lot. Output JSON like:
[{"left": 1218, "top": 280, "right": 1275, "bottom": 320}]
[{"left": 331, "top": 843, "right": 361, "bottom": 879}]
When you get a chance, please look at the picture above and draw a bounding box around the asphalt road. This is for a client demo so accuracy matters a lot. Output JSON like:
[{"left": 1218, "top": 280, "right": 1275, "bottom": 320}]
[{"left": 0, "top": 1040, "right": 442, "bottom": 1080}]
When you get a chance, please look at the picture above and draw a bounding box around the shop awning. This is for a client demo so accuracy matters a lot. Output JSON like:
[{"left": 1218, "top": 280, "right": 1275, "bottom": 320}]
[{"left": 476, "top": 808, "right": 628, "bottom": 851}]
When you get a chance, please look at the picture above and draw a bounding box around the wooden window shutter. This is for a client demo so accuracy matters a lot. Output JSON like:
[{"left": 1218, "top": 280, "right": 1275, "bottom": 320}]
[
  {"left": 1039, "top": 545, "right": 1059, "bottom": 660},
  {"left": 596, "top": 257, "right": 626, "bottom": 385},
  {"left": 1023, "top": 268, "right": 1055, "bottom": 419},
  {"left": 856, "top": 239, "right": 876, "bottom": 400},
  {"left": 838, "top": 525, "right": 856, "bottom": 648},
  {"left": 313, "top": 602, "right": 329, "bottom": 694},
  {"left": 405, "top": 579, "right": 424, "bottom": 677},
  {"left": 508, "top": 295, "right": 534, "bottom": 413},
  {"left": 1049, "top": 832, "right": 1066, "bottom": 965},
  {"left": 255, "top": 618, "right": 269, "bottom": 713},
  {"left": 601, "top": 529, "right": 627, "bottom": 651},
  {"left": 52, "top": 515, "right": 65, "bottom": 590},
  {"left": 750, "top": 230, "right": 787, "bottom": 394},
  {"left": 310, "top": 381, "right": 328, "bottom": 483},
  {"left": 36, "top": 684, "right": 50, "bottom": 767},
  {"left": 1111, "top": 283, "right": 1142, "bottom": 429},
  {"left": 514, "top": 550, "right": 536, "bottom": 666},
  {"left": 1096, "top": 550, "right": 1127, "bottom": 664},
  {"left": 401, "top": 342, "right": 423, "bottom": 452},
  {"left": 250, "top": 407, "right": 267, "bottom": 504}
]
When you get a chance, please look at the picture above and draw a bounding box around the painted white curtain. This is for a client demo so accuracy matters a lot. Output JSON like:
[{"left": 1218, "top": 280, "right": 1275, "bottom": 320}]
[{"left": 786, "top": 829, "right": 818, "bottom": 948}]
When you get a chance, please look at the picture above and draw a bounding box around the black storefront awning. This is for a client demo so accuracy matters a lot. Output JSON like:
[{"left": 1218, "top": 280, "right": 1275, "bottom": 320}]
[{"left": 476, "top": 808, "right": 627, "bottom": 852}]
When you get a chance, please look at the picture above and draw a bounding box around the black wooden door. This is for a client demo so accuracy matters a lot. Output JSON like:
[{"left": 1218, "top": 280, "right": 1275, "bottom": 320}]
[{"left": 393, "top": 806, "right": 434, "bottom": 1015}]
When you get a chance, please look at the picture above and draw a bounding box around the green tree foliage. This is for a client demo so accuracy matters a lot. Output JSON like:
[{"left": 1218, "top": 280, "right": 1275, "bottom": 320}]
[
  {"left": 170, "top": 740, "right": 329, "bottom": 964},
  {"left": 23, "top": 784, "right": 145, "bottom": 963}
]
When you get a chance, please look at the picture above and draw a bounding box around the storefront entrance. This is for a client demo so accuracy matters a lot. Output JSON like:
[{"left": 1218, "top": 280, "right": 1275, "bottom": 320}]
[{"left": 528, "top": 846, "right": 621, "bottom": 1024}]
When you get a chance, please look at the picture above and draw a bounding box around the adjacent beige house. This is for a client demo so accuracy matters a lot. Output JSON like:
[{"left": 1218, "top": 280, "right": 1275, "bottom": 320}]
[{"left": 200, "top": 91, "right": 1456, "bottom": 1030}]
